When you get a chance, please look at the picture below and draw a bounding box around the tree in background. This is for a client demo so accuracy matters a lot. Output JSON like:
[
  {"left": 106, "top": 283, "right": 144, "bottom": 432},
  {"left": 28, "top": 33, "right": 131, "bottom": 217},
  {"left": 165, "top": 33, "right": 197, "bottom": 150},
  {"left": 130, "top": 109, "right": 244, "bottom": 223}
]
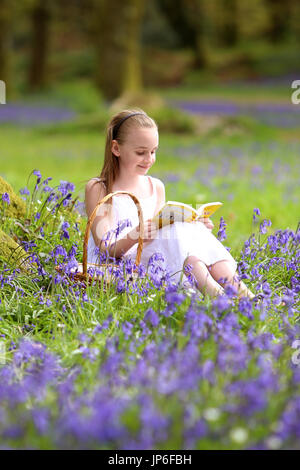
[
  {"left": 157, "top": 0, "right": 207, "bottom": 68},
  {"left": 91, "top": 0, "right": 145, "bottom": 102},
  {"left": 290, "top": 0, "right": 300, "bottom": 43},
  {"left": 218, "top": 0, "right": 238, "bottom": 46},
  {"left": 28, "top": 0, "right": 52, "bottom": 90},
  {"left": 0, "top": 0, "right": 13, "bottom": 93},
  {"left": 182, "top": 0, "right": 207, "bottom": 68},
  {"left": 1, "top": 0, "right": 299, "bottom": 99},
  {"left": 265, "top": 0, "right": 292, "bottom": 43},
  {"left": 121, "top": 0, "right": 145, "bottom": 95}
]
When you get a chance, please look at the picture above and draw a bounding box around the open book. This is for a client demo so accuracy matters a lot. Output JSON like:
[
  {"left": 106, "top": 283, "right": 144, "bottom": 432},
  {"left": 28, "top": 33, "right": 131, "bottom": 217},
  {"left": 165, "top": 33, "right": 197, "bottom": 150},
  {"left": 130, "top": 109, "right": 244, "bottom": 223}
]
[{"left": 151, "top": 200, "right": 223, "bottom": 230}]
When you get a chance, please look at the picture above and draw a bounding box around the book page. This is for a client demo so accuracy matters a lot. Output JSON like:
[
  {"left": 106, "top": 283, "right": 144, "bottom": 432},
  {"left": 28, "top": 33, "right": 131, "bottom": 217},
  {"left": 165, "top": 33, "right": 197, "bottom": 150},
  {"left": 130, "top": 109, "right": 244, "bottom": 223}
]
[
  {"left": 151, "top": 201, "right": 223, "bottom": 229},
  {"left": 196, "top": 202, "right": 223, "bottom": 219},
  {"left": 152, "top": 201, "right": 199, "bottom": 229}
]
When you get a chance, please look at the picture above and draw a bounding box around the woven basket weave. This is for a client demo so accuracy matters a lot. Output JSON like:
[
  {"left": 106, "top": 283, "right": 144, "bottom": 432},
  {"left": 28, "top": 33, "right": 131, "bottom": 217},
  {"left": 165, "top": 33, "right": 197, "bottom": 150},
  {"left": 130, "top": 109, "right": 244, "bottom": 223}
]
[{"left": 55, "top": 190, "right": 144, "bottom": 288}]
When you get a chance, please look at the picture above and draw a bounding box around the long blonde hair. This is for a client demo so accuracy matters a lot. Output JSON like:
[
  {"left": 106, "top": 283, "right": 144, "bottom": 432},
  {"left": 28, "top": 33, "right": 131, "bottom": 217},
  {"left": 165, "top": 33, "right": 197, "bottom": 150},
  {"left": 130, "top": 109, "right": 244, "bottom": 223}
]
[{"left": 99, "top": 108, "right": 158, "bottom": 196}]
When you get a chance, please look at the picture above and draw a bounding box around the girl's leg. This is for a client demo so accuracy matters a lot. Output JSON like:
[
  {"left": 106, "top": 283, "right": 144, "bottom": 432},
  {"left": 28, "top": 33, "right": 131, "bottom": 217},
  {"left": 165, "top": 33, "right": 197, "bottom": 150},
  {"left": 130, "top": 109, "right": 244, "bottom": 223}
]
[
  {"left": 183, "top": 256, "right": 225, "bottom": 298},
  {"left": 208, "top": 259, "right": 255, "bottom": 299}
]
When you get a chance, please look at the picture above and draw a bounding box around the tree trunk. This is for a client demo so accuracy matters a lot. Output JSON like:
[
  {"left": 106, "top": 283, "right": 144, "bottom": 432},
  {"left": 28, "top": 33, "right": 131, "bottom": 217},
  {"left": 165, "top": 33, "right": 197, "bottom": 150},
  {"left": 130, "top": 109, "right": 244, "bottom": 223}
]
[
  {"left": 220, "top": 0, "right": 238, "bottom": 46},
  {"left": 28, "top": 0, "right": 51, "bottom": 90},
  {"left": 183, "top": 0, "right": 206, "bottom": 69},
  {"left": 93, "top": 0, "right": 145, "bottom": 102},
  {"left": 266, "top": 0, "right": 291, "bottom": 43},
  {"left": 120, "top": 0, "right": 145, "bottom": 95},
  {"left": 0, "top": 0, "right": 12, "bottom": 95}
]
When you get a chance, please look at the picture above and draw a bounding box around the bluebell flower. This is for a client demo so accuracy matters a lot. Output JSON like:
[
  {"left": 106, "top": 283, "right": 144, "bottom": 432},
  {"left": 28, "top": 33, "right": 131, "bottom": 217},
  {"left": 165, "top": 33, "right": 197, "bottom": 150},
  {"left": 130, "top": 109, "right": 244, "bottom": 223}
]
[
  {"left": 33, "top": 170, "right": 41, "bottom": 179},
  {"left": 144, "top": 308, "right": 160, "bottom": 327},
  {"left": 253, "top": 207, "right": 261, "bottom": 222},
  {"left": 259, "top": 219, "right": 272, "bottom": 234},
  {"left": 58, "top": 181, "right": 75, "bottom": 196},
  {"left": 19, "top": 187, "right": 30, "bottom": 196},
  {"left": 217, "top": 216, "right": 227, "bottom": 241},
  {"left": 1, "top": 192, "right": 10, "bottom": 205}
]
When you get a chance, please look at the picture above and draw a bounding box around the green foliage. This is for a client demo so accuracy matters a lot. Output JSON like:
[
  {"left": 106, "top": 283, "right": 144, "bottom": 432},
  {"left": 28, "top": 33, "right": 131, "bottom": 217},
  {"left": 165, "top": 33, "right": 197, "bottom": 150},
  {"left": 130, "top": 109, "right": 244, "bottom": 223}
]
[
  {"left": 0, "top": 124, "right": 299, "bottom": 448},
  {"left": 0, "top": 228, "right": 28, "bottom": 269},
  {"left": 0, "top": 176, "right": 26, "bottom": 219},
  {"left": 18, "top": 79, "right": 105, "bottom": 113},
  {"left": 151, "top": 106, "right": 197, "bottom": 134}
]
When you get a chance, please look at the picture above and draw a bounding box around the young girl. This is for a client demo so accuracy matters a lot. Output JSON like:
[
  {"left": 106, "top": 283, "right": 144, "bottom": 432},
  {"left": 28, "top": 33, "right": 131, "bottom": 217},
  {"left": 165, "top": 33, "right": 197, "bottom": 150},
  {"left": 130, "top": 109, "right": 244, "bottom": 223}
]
[{"left": 85, "top": 108, "right": 255, "bottom": 300}]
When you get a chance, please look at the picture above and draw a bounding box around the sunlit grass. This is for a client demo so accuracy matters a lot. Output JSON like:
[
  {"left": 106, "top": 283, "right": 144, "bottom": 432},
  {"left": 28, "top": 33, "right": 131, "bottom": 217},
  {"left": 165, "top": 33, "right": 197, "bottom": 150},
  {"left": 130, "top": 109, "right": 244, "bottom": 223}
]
[{"left": 0, "top": 76, "right": 299, "bottom": 449}]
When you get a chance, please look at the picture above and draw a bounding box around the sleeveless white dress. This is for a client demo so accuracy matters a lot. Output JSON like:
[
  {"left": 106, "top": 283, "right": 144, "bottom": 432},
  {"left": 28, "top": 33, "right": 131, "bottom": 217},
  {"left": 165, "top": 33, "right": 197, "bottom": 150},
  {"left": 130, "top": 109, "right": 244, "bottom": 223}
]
[{"left": 87, "top": 176, "right": 237, "bottom": 286}]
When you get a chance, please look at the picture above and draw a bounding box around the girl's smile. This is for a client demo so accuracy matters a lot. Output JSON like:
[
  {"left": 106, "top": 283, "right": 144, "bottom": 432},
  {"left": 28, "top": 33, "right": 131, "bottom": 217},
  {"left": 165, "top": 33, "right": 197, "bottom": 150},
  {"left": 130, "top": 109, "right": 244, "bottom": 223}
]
[
  {"left": 138, "top": 164, "right": 151, "bottom": 169},
  {"left": 111, "top": 127, "right": 159, "bottom": 181}
]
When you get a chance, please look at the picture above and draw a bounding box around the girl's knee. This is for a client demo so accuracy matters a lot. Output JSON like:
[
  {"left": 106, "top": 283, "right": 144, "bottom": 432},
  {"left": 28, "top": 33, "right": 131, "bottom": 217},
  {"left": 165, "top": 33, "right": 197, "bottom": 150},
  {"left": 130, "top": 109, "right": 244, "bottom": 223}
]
[
  {"left": 184, "top": 255, "right": 206, "bottom": 268},
  {"left": 211, "top": 258, "right": 236, "bottom": 272}
]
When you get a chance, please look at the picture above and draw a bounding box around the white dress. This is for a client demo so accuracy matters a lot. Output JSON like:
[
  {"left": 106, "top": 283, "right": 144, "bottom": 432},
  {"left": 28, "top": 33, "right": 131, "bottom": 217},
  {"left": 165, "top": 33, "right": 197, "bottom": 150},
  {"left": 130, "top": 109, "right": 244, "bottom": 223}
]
[{"left": 87, "top": 176, "right": 237, "bottom": 287}]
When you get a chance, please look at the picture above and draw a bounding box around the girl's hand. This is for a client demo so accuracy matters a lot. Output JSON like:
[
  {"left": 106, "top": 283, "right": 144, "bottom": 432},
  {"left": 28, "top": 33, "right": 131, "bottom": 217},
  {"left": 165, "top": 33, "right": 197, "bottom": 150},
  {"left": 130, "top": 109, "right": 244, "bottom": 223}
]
[
  {"left": 141, "top": 219, "right": 159, "bottom": 242},
  {"left": 194, "top": 217, "right": 214, "bottom": 232},
  {"left": 129, "top": 219, "right": 158, "bottom": 243}
]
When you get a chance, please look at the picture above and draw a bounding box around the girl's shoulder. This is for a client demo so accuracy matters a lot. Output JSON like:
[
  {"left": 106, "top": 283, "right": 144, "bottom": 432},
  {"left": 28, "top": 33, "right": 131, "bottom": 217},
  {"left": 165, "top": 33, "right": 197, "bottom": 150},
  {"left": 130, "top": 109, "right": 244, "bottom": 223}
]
[
  {"left": 86, "top": 177, "right": 106, "bottom": 191},
  {"left": 151, "top": 176, "right": 165, "bottom": 194},
  {"left": 85, "top": 178, "right": 107, "bottom": 205}
]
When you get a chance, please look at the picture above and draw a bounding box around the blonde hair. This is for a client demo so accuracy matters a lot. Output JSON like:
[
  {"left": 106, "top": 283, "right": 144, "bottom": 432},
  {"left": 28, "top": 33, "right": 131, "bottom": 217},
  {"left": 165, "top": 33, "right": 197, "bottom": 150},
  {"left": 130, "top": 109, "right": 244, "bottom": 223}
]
[{"left": 98, "top": 108, "right": 158, "bottom": 196}]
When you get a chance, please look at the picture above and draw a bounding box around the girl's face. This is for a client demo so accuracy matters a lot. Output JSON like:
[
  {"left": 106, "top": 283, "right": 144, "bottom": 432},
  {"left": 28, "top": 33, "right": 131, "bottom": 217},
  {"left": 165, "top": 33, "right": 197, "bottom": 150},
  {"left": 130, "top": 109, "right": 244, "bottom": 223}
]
[{"left": 112, "top": 127, "right": 159, "bottom": 176}]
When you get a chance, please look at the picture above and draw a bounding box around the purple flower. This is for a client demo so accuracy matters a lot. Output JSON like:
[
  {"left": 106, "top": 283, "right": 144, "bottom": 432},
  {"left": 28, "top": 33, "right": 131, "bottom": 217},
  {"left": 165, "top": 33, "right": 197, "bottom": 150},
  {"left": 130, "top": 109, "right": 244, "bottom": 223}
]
[
  {"left": 122, "top": 321, "right": 134, "bottom": 340},
  {"left": 54, "top": 245, "right": 67, "bottom": 258},
  {"left": 1, "top": 192, "right": 10, "bottom": 205},
  {"left": 224, "top": 283, "right": 238, "bottom": 298},
  {"left": 252, "top": 165, "right": 262, "bottom": 176},
  {"left": 32, "top": 408, "right": 50, "bottom": 435},
  {"left": 33, "top": 170, "right": 41, "bottom": 179},
  {"left": 42, "top": 185, "right": 53, "bottom": 193},
  {"left": 184, "top": 418, "right": 207, "bottom": 444},
  {"left": 217, "top": 216, "right": 227, "bottom": 241},
  {"left": 19, "top": 187, "right": 30, "bottom": 197},
  {"left": 238, "top": 297, "right": 254, "bottom": 319},
  {"left": 60, "top": 221, "right": 70, "bottom": 240},
  {"left": 42, "top": 177, "right": 52, "bottom": 185},
  {"left": 58, "top": 181, "right": 75, "bottom": 196},
  {"left": 165, "top": 291, "right": 185, "bottom": 305},
  {"left": 253, "top": 208, "right": 261, "bottom": 222},
  {"left": 212, "top": 294, "right": 231, "bottom": 314},
  {"left": 259, "top": 219, "right": 272, "bottom": 234},
  {"left": 79, "top": 346, "right": 98, "bottom": 362},
  {"left": 144, "top": 308, "right": 160, "bottom": 327},
  {"left": 115, "top": 218, "right": 132, "bottom": 238},
  {"left": 262, "top": 282, "right": 272, "bottom": 296}
]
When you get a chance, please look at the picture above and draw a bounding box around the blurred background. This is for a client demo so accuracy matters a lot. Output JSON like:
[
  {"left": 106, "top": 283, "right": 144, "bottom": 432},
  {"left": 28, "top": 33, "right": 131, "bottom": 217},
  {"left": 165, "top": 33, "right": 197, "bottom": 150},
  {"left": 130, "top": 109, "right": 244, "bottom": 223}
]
[{"left": 0, "top": 0, "right": 299, "bottom": 253}]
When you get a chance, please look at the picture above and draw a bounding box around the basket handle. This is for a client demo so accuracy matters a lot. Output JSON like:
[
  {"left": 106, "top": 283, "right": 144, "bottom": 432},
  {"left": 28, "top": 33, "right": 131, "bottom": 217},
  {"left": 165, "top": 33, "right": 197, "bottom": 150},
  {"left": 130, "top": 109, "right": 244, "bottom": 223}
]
[{"left": 82, "top": 191, "right": 144, "bottom": 277}]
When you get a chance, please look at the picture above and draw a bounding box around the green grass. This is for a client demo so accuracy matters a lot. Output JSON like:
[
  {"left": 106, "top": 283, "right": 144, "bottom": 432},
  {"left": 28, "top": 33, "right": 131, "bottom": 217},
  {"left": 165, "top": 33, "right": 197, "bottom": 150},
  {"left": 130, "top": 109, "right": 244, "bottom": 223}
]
[
  {"left": 1, "top": 109, "right": 299, "bottom": 256},
  {"left": 0, "top": 75, "right": 299, "bottom": 449}
]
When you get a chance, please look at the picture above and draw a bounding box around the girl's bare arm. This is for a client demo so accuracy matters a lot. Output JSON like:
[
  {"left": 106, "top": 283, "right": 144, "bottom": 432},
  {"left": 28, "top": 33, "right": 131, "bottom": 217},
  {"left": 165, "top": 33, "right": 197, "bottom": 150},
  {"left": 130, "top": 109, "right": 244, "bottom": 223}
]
[{"left": 85, "top": 180, "right": 137, "bottom": 259}]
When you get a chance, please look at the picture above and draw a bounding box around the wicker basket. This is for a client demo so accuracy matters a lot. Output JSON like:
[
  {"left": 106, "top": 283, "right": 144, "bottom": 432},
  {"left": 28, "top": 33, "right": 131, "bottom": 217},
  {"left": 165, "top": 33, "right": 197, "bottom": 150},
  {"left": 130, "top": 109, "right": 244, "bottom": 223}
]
[{"left": 55, "top": 190, "right": 144, "bottom": 288}]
